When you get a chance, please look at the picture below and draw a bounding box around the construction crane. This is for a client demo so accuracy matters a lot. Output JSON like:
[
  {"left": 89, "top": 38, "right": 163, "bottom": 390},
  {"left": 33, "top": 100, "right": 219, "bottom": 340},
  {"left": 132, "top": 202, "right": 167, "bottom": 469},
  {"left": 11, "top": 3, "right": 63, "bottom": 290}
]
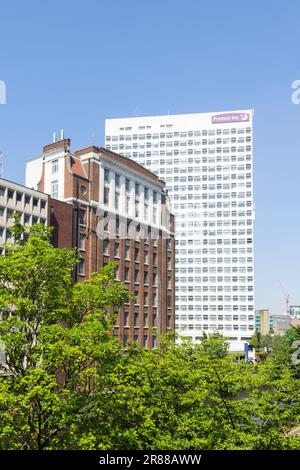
[{"left": 278, "top": 281, "right": 290, "bottom": 315}]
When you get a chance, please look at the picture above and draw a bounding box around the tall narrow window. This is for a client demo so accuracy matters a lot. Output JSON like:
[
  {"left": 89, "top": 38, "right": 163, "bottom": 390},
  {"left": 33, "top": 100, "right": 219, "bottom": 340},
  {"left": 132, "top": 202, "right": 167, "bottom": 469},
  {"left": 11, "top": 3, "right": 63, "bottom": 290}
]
[
  {"left": 79, "top": 209, "right": 86, "bottom": 225},
  {"left": 104, "top": 168, "right": 110, "bottom": 184},
  {"left": 135, "top": 199, "right": 139, "bottom": 218},
  {"left": 79, "top": 233, "right": 86, "bottom": 250},
  {"left": 114, "top": 241, "right": 120, "bottom": 257},
  {"left": 103, "top": 239, "right": 109, "bottom": 255},
  {"left": 115, "top": 192, "right": 120, "bottom": 210},
  {"left": 51, "top": 181, "right": 58, "bottom": 199},
  {"left": 52, "top": 159, "right": 59, "bottom": 174},
  {"left": 153, "top": 206, "right": 157, "bottom": 224},
  {"left": 78, "top": 259, "right": 85, "bottom": 275},
  {"left": 144, "top": 187, "right": 149, "bottom": 201},
  {"left": 104, "top": 187, "right": 110, "bottom": 205},
  {"left": 115, "top": 173, "right": 121, "bottom": 189},
  {"left": 125, "top": 195, "right": 130, "bottom": 214}
]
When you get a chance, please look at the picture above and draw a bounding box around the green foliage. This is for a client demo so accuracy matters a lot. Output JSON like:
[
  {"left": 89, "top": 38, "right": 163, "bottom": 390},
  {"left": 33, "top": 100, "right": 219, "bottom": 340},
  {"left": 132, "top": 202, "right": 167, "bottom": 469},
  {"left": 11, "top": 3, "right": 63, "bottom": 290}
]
[
  {"left": 0, "top": 222, "right": 299, "bottom": 450},
  {"left": 0, "top": 224, "right": 130, "bottom": 449}
]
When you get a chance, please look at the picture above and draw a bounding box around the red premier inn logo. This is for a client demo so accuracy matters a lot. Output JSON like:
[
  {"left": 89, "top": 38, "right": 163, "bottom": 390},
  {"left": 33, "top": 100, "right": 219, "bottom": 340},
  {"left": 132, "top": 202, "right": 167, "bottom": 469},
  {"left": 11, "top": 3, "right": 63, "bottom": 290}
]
[{"left": 211, "top": 112, "right": 250, "bottom": 124}]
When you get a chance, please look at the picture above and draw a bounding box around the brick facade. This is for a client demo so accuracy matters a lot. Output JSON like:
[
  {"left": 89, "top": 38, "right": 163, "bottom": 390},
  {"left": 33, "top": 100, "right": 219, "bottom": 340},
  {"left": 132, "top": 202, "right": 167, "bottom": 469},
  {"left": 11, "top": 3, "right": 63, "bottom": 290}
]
[{"left": 29, "top": 139, "right": 175, "bottom": 348}]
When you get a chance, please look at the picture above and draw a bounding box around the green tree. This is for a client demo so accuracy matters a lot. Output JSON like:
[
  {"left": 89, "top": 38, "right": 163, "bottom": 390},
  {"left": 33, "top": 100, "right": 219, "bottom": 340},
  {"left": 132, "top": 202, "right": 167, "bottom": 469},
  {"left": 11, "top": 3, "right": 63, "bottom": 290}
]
[
  {"left": 0, "top": 222, "right": 131, "bottom": 449},
  {"left": 71, "top": 335, "right": 300, "bottom": 450},
  {"left": 0, "top": 219, "right": 299, "bottom": 450}
]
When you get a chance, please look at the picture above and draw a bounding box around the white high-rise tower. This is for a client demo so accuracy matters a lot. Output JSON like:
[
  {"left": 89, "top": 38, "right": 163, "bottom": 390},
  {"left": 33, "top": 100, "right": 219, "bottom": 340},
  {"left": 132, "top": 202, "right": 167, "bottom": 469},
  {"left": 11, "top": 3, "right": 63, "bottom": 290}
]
[{"left": 105, "top": 110, "right": 255, "bottom": 349}]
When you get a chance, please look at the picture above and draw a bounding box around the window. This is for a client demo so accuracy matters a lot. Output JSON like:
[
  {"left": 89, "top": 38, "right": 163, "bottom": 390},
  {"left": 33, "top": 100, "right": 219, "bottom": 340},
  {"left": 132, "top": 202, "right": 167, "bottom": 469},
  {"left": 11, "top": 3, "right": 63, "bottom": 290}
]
[
  {"left": 124, "top": 309, "right": 129, "bottom": 326},
  {"left": 16, "top": 192, "right": 23, "bottom": 203},
  {"left": 104, "top": 168, "right": 110, "bottom": 184},
  {"left": 104, "top": 187, "right": 110, "bottom": 205},
  {"left": 79, "top": 209, "right": 86, "bottom": 225},
  {"left": 125, "top": 266, "right": 130, "bottom": 281},
  {"left": 114, "top": 241, "right": 120, "bottom": 257},
  {"left": 144, "top": 204, "right": 148, "bottom": 220},
  {"left": 52, "top": 159, "right": 59, "bottom": 174},
  {"left": 25, "top": 195, "right": 31, "bottom": 206},
  {"left": 79, "top": 233, "right": 86, "bottom": 250},
  {"left": 23, "top": 213, "right": 30, "bottom": 225},
  {"left": 51, "top": 181, "right": 58, "bottom": 199},
  {"left": 153, "top": 206, "right": 157, "bottom": 224},
  {"left": 41, "top": 200, "right": 46, "bottom": 210},
  {"left": 78, "top": 259, "right": 85, "bottom": 275},
  {"left": 0, "top": 206, "right": 4, "bottom": 217},
  {"left": 125, "top": 195, "right": 130, "bottom": 214},
  {"left": 135, "top": 199, "right": 139, "bottom": 218},
  {"left": 135, "top": 183, "right": 140, "bottom": 196},
  {"left": 115, "top": 192, "right": 120, "bottom": 210},
  {"left": 7, "top": 209, "right": 13, "bottom": 221},
  {"left": 0, "top": 187, "right": 5, "bottom": 197},
  {"left": 6, "top": 230, "right": 12, "bottom": 241},
  {"left": 125, "top": 245, "right": 130, "bottom": 259},
  {"left": 33, "top": 198, "right": 39, "bottom": 208},
  {"left": 80, "top": 185, "right": 87, "bottom": 195},
  {"left": 125, "top": 178, "right": 131, "bottom": 193},
  {"left": 103, "top": 239, "right": 109, "bottom": 255},
  {"left": 8, "top": 190, "right": 14, "bottom": 200},
  {"left": 115, "top": 173, "right": 121, "bottom": 189}
]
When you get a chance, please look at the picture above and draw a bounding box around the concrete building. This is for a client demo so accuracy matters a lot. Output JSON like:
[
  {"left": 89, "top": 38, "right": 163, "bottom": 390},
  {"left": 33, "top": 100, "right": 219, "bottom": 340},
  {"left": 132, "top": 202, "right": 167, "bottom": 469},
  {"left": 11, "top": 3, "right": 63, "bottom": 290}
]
[
  {"left": 26, "top": 138, "right": 175, "bottom": 348},
  {"left": 255, "top": 309, "right": 274, "bottom": 335},
  {"left": 290, "top": 305, "right": 300, "bottom": 320},
  {"left": 105, "top": 110, "right": 255, "bottom": 348},
  {"left": 0, "top": 177, "right": 72, "bottom": 251}
]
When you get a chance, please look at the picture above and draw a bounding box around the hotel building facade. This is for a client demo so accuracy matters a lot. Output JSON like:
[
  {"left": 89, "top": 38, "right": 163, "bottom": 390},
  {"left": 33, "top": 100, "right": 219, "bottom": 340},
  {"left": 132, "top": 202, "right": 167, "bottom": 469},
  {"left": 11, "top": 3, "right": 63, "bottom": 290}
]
[
  {"left": 26, "top": 138, "right": 175, "bottom": 348},
  {"left": 105, "top": 110, "right": 255, "bottom": 347}
]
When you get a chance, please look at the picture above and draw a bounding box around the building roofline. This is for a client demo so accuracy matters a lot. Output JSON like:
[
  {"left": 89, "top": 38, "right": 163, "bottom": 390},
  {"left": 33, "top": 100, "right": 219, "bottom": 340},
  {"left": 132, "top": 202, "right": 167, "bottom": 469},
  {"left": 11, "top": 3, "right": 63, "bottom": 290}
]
[
  {"left": 74, "top": 145, "right": 165, "bottom": 187},
  {"left": 26, "top": 155, "right": 42, "bottom": 163},
  {"left": 105, "top": 108, "right": 255, "bottom": 122},
  {"left": 0, "top": 177, "right": 49, "bottom": 197},
  {"left": 100, "top": 147, "right": 165, "bottom": 185}
]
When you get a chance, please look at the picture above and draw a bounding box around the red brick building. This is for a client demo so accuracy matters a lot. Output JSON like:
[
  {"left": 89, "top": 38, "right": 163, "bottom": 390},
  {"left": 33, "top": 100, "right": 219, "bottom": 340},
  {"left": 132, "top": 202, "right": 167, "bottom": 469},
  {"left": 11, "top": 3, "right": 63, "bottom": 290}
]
[{"left": 26, "top": 138, "right": 175, "bottom": 348}]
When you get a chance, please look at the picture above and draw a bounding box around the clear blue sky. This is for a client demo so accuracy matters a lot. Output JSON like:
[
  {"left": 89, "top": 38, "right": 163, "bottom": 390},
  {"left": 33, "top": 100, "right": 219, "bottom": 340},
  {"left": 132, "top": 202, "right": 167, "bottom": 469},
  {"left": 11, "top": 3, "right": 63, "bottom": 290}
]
[{"left": 0, "top": 0, "right": 300, "bottom": 313}]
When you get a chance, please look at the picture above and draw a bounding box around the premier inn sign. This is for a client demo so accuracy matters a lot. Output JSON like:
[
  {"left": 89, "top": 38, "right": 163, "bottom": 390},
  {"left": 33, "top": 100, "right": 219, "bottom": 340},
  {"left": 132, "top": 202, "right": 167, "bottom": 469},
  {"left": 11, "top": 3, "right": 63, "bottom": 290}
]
[{"left": 211, "top": 112, "right": 250, "bottom": 124}]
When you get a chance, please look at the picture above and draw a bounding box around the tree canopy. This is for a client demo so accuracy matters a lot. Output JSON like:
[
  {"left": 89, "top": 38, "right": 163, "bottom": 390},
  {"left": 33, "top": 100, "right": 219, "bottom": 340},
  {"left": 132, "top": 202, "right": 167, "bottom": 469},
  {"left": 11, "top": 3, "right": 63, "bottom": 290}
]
[{"left": 0, "top": 220, "right": 299, "bottom": 450}]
